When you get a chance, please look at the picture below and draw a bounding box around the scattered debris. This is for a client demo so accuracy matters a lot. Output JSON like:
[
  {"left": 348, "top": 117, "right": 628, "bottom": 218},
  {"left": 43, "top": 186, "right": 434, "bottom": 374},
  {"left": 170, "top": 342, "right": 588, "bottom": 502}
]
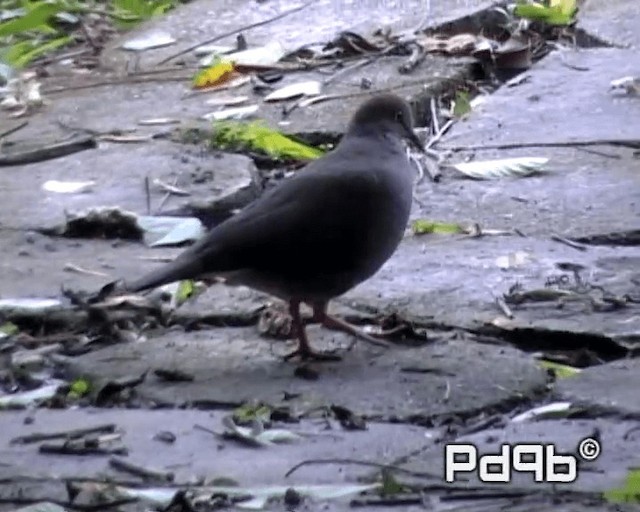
[
  {"left": 0, "top": 381, "right": 63, "bottom": 409},
  {"left": 109, "top": 456, "right": 175, "bottom": 482},
  {"left": 205, "top": 95, "right": 249, "bottom": 106},
  {"left": 63, "top": 263, "right": 109, "bottom": 277},
  {"left": 211, "top": 120, "right": 324, "bottom": 161},
  {"left": 218, "top": 415, "right": 301, "bottom": 447},
  {"left": 512, "top": 0, "right": 578, "bottom": 26},
  {"left": 537, "top": 359, "right": 582, "bottom": 378},
  {"left": 0, "top": 298, "right": 63, "bottom": 315},
  {"left": 510, "top": 401, "right": 574, "bottom": 422},
  {"left": 201, "top": 104, "right": 259, "bottom": 121},
  {"left": 10, "top": 423, "right": 117, "bottom": 445},
  {"left": 264, "top": 80, "right": 322, "bottom": 102},
  {"left": 193, "top": 59, "right": 237, "bottom": 89},
  {"left": 137, "top": 216, "right": 205, "bottom": 247},
  {"left": 412, "top": 219, "right": 467, "bottom": 235},
  {"left": 495, "top": 251, "right": 533, "bottom": 270},
  {"left": 121, "top": 31, "right": 176, "bottom": 51},
  {"left": 138, "top": 118, "right": 181, "bottom": 125},
  {"left": 0, "top": 71, "right": 44, "bottom": 117},
  {"left": 0, "top": 134, "right": 97, "bottom": 166},
  {"left": 449, "top": 157, "right": 550, "bottom": 179},
  {"left": 610, "top": 76, "right": 640, "bottom": 96},
  {"left": 152, "top": 178, "right": 190, "bottom": 196},
  {"left": 42, "top": 179, "right": 95, "bottom": 194}
]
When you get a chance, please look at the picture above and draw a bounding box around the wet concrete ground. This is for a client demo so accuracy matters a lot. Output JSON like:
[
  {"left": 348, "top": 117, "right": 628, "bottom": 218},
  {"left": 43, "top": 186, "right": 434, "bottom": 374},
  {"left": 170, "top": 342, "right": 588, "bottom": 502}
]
[{"left": 1, "top": 0, "right": 640, "bottom": 510}]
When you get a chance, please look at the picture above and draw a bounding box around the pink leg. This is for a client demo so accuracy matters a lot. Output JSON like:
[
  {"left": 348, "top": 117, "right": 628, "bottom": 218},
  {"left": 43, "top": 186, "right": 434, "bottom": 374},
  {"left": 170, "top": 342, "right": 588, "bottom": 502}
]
[
  {"left": 282, "top": 300, "right": 341, "bottom": 361},
  {"left": 311, "top": 302, "right": 391, "bottom": 348}
]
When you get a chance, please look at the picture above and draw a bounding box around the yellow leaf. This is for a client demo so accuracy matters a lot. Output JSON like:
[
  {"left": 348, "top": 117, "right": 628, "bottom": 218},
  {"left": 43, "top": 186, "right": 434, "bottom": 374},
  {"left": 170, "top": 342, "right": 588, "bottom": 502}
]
[
  {"left": 538, "top": 360, "right": 581, "bottom": 379},
  {"left": 412, "top": 219, "right": 466, "bottom": 235},
  {"left": 211, "top": 120, "right": 324, "bottom": 161},
  {"left": 193, "top": 59, "right": 236, "bottom": 89}
]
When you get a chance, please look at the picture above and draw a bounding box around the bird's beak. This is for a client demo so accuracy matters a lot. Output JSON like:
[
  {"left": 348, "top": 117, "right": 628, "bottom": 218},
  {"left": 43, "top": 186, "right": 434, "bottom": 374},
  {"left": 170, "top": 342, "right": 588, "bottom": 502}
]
[{"left": 405, "top": 128, "right": 425, "bottom": 153}]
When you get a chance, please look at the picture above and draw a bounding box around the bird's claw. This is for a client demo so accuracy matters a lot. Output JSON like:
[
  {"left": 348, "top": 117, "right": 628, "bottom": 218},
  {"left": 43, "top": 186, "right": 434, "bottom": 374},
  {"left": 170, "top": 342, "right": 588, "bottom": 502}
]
[{"left": 282, "top": 347, "right": 342, "bottom": 362}]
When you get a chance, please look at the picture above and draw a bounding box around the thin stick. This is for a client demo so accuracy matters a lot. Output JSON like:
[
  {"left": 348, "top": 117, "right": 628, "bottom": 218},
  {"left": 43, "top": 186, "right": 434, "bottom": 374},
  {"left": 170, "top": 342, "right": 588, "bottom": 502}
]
[
  {"left": 284, "top": 458, "right": 440, "bottom": 479},
  {"left": 438, "top": 139, "right": 640, "bottom": 151},
  {"left": 425, "top": 119, "right": 454, "bottom": 150},
  {"left": 430, "top": 97, "right": 440, "bottom": 134},
  {"left": 0, "top": 121, "right": 28, "bottom": 139},
  {"left": 158, "top": 0, "right": 314, "bottom": 65},
  {"left": 550, "top": 234, "right": 587, "bottom": 251}
]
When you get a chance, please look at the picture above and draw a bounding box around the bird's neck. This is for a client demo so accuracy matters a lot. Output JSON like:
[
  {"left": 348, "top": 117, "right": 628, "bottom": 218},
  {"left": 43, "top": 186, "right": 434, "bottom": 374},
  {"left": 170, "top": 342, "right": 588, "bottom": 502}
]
[{"left": 343, "top": 125, "right": 403, "bottom": 151}]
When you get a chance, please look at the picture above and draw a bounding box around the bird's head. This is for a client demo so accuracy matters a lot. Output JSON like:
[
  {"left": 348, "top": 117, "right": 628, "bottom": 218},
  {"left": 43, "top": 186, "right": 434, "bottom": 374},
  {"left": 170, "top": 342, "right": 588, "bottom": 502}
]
[{"left": 348, "top": 94, "right": 424, "bottom": 152}]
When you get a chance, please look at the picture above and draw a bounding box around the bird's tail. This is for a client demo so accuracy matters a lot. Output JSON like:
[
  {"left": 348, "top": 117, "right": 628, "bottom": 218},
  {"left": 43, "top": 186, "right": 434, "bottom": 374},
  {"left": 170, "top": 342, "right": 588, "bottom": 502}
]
[{"left": 125, "top": 256, "right": 203, "bottom": 293}]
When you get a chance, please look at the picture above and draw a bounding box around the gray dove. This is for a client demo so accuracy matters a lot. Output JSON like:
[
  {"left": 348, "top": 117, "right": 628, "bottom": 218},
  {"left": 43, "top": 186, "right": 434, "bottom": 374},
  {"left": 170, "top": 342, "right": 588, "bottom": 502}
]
[{"left": 126, "top": 94, "right": 421, "bottom": 360}]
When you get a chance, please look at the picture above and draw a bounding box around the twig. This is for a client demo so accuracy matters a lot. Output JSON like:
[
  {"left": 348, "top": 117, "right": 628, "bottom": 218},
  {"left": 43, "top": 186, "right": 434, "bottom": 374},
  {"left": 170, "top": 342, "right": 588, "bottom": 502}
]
[
  {"left": 0, "top": 135, "right": 96, "bottom": 166},
  {"left": 430, "top": 97, "right": 440, "bottom": 134},
  {"left": 425, "top": 119, "right": 454, "bottom": 150},
  {"left": 438, "top": 139, "right": 640, "bottom": 151},
  {"left": 550, "top": 234, "right": 587, "bottom": 251},
  {"left": 144, "top": 176, "right": 151, "bottom": 215},
  {"left": 398, "top": 44, "right": 426, "bottom": 74},
  {"left": 0, "top": 121, "right": 28, "bottom": 139},
  {"left": 11, "top": 424, "right": 117, "bottom": 445},
  {"left": 63, "top": 263, "right": 109, "bottom": 277},
  {"left": 575, "top": 146, "right": 622, "bottom": 159},
  {"left": 421, "top": 154, "right": 442, "bottom": 182},
  {"left": 284, "top": 458, "right": 440, "bottom": 479},
  {"left": 109, "top": 457, "right": 174, "bottom": 482},
  {"left": 158, "top": 0, "right": 314, "bottom": 65},
  {"left": 495, "top": 295, "right": 514, "bottom": 319}
]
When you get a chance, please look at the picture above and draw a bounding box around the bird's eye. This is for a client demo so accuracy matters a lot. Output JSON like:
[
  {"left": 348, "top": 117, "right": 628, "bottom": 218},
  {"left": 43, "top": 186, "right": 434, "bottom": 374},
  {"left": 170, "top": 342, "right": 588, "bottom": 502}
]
[{"left": 395, "top": 110, "right": 403, "bottom": 121}]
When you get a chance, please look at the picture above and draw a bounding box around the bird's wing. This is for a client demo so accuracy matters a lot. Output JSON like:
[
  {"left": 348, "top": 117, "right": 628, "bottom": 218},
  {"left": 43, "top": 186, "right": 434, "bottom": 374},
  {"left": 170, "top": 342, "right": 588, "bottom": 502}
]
[{"left": 127, "top": 157, "right": 380, "bottom": 291}]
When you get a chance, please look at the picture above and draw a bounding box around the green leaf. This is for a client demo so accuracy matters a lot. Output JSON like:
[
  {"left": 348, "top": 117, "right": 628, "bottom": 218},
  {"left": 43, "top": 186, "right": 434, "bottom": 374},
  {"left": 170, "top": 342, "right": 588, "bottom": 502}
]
[
  {"left": 378, "top": 471, "right": 409, "bottom": 497},
  {"left": 412, "top": 219, "right": 465, "bottom": 235},
  {"left": 175, "top": 279, "right": 195, "bottom": 304},
  {"left": 604, "top": 469, "right": 640, "bottom": 503},
  {"left": 538, "top": 360, "right": 581, "bottom": 379},
  {"left": 0, "top": 321, "right": 19, "bottom": 336},
  {"left": 233, "top": 403, "right": 272, "bottom": 423},
  {"left": 110, "top": 0, "right": 174, "bottom": 27},
  {"left": 5, "top": 35, "right": 72, "bottom": 67},
  {"left": 0, "top": 1, "right": 66, "bottom": 37},
  {"left": 452, "top": 90, "right": 471, "bottom": 117},
  {"left": 513, "top": 1, "right": 576, "bottom": 25},
  {"left": 69, "top": 377, "right": 91, "bottom": 397},
  {"left": 211, "top": 120, "right": 324, "bottom": 161}
]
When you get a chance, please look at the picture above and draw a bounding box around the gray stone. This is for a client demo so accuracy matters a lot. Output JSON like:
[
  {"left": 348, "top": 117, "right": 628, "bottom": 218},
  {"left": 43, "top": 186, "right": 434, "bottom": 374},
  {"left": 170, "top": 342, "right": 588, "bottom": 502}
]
[
  {"left": 398, "top": 418, "right": 640, "bottom": 494},
  {"left": 555, "top": 359, "right": 640, "bottom": 416},
  {"left": 63, "top": 331, "right": 548, "bottom": 417}
]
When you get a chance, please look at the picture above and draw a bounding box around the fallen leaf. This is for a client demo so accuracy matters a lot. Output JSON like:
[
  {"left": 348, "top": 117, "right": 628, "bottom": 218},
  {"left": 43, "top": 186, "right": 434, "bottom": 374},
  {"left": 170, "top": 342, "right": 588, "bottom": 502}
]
[
  {"left": 138, "top": 118, "right": 180, "bottom": 125},
  {"left": 264, "top": 81, "right": 322, "bottom": 102},
  {"left": 451, "top": 157, "right": 549, "bottom": 179},
  {"left": 511, "top": 401, "right": 574, "bottom": 422},
  {"left": 42, "top": 180, "right": 95, "bottom": 194},
  {"left": 206, "top": 95, "right": 249, "bottom": 106},
  {"left": 513, "top": 0, "right": 577, "bottom": 25},
  {"left": 0, "top": 298, "right": 62, "bottom": 314},
  {"left": 211, "top": 120, "right": 324, "bottom": 161},
  {"left": 412, "top": 219, "right": 466, "bottom": 235},
  {"left": 495, "top": 251, "right": 532, "bottom": 269},
  {"left": 137, "top": 216, "right": 206, "bottom": 247},
  {"left": 122, "top": 32, "right": 176, "bottom": 51},
  {"left": 537, "top": 360, "right": 582, "bottom": 379},
  {"left": 226, "top": 41, "right": 286, "bottom": 66},
  {"left": 0, "top": 382, "right": 63, "bottom": 408},
  {"left": 193, "top": 59, "right": 237, "bottom": 89},
  {"left": 610, "top": 76, "right": 640, "bottom": 96},
  {"left": 202, "top": 104, "right": 259, "bottom": 121}
]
